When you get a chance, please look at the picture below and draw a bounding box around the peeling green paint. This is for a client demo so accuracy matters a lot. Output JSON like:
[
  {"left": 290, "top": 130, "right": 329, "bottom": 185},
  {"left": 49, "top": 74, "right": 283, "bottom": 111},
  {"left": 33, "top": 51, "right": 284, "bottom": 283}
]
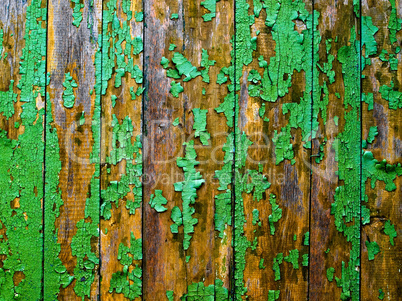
[
  {"left": 284, "top": 249, "right": 299, "bottom": 269},
  {"left": 149, "top": 190, "right": 168, "bottom": 212},
  {"left": 252, "top": 209, "right": 260, "bottom": 226},
  {"left": 166, "top": 290, "right": 174, "bottom": 301},
  {"left": 384, "top": 220, "right": 397, "bottom": 246},
  {"left": 170, "top": 81, "right": 184, "bottom": 97},
  {"left": 302, "top": 253, "right": 309, "bottom": 267},
  {"left": 365, "top": 241, "right": 380, "bottom": 260},
  {"left": 330, "top": 27, "right": 361, "bottom": 301},
  {"left": 0, "top": 81, "right": 17, "bottom": 119},
  {"left": 0, "top": 0, "right": 48, "bottom": 298},
  {"left": 379, "top": 81, "right": 402, "bottom": 109},
  {"left": 172, "top": 140, "right": 205, "bottom": 250},
  {"left": 259, "top": 258, "right": 265, "bottom": 269},
  {"left": 192, "top": 108, "right": 210, "bottom": 145},
  {"left": 44, "top": 94, "right": 74, "bottom": 299},
  {"left": 378, "top": 289, "right": 385, "bottom": 300},
  {"left": 214, "top": 132, "right": 233, "bottom": 238},
  {"left": 268, "top": 290, "right": 280, "bottom": 301},
  {"left": 200, "top": 0, "right": 220, "bottom": 21},
  {"left": 101, "top": 115, "right": 142, "bottom": 219},
  {"left": 327, "top": 267, "right": 335, "bottom": 282},
  {"left": 200, "top": 49, "right": 216, "bottom": 83},
  {"left": 268, "top": 194, "right": 282, "bottom": 235},
  {"left": 171, "top": 13, "right": 179, "bottom": 20},
  {"left": 179, "top": 279, "right": 228, "bottom": 300},
  {"left": 109, "top": 232, "right": 142, "bottom": 300},
  {"left": 388, "top": 0, "right": 402, "bottom": 45},
  {"left": 71, "top": 0, "right": 84, "bottom": 28},
  {"left": 62, "top": 72, "right": 77, "bottom": 108},
  {"left": 172, "top": 117, "right": 180, "bottom": 126},
  {"left": 272, "top": 253, "right": 283, "bottom": 281}
]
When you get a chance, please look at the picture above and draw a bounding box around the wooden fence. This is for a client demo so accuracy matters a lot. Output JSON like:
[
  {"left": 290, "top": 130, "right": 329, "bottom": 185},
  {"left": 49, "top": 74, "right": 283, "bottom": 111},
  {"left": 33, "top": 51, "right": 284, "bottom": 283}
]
[{"left": 0, "top": 0, "right": 401, "bottom": 300}]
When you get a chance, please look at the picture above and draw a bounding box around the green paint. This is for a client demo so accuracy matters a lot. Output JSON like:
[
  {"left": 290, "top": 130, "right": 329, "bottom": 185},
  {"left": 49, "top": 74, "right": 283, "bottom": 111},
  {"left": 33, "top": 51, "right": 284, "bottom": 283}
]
[
  {"left": 172, "top": 52, "right": 201, "bottom": 82},
  {"left": 214, "top": 133, "right": 233, "bottom": 238},
  {"left": 173, "top": 140, "right": 205, "bottom": 250},
  {"left": 135, "top": 11, "right": 143, "bottom": 22},
  {"left": 293, "top": 234, "right": 297, "bottom": 241},
  {"left": 0, "top": 29, "right": 3, "bottom": 59},
  {"left": 111, "top": 94, "right": 117, "bottom": 107},
  {"left": 101, "top": 116, "right": 142, "bottom": 219},
  {"left": 252, "top": 209, "right": 260, "bottom": 226},
  {"left": 272, "top": 253, "right": 283, "bottom": 281},
  {"left": 0, "top": 0, "right": 50, "bottom": 298},
  {"left": 365, "top": 241, "right": 380, "bottom": 260},
  {"left": 200, "top": 0, "right": 220, "bottom": 21},
  {"left": 186, "top": 255, "right": 191, "bottom": 263},
  {"left": 166, "top": 290, "right": 174, "bottom": 301},
  {"left": 161, "top": 57, "right": 169, "bottom": 68},
  {"left": 302, "top": 253, "right": 309, "bottom": 267},
  {"left": 169, "top": 44, "right": 176, "bottom": 51},
  {"left": 79, "top": 111, "right": 85, "bottom": 125},
  {"left": 192, "top": 108, "right": 210, "bottom": 145},
  {"left": 71, "top": 0, "right": 84, "bottom": 27},
  {"left": 170, "top": 81, "right": 184, "bottom": 97},
  {"left": 362, "top": 17, "right": 378, "bottom": 57},
  {"left": 0, "top": 81, "right": 17, "bottom": 119},
  {"left": 149, "top": 190, "right": 168, "bottom": 212},
  {"left": 366, "top": 126, "right": 378, "bottom": 144},
  {"left": 180, "top": 279, "right": 228, "bottom": 300},
  {"left": 327, "top": 267, "right": 335, "bottom": 282},
  {"left": 284, "top": 249, "right": 299, "bottom": 269},
  {"left": 259, "top": 103, "right": 266, "bottom": 118},
  {"left": 384, "top": 220, "right": 397, "bottom": 246},
  {"left": 109, "top": 233, "right": 142, "bottom": 300},
  {"left": 216, "top": 68, "right": 228, "bottom": 85},
  {"left": 330, "top": 27, "right": 361, "bottom": 301},
  {"left": 62, "top": 72, "right": 78, "bottom": 108},
  {"left": 200, "top": 49, "right": 216, "bottom": 83},
  {"left": 171, "top": 13, "right": 179, "bottom": 20},
  {"left": 172, "top": 117, "right": 180, "bottom": 126},
  {"left": 259, "top": 258, "right": 265, "bottom": 269},
  {"left": 304, "top": 231, "right": 310, "bottom": 246},
  {"left": 246, "top": 165, "right": 271, "bottom": 201},
  {"left": 378, "top": 289, "right": 385, "bottom": 300},
  {"left": 268, "top": 290, "right": 280, "bottom": 301},
  {"left": 363, "top": 93, "right": 374, "bottom": 110},
  {"left": 388, "top": 0, "right": 402, "bottom": 44},
  {"left": 268, "top": 194, "right": 282, "bottom": 235},
  {"left": 379, "top": 81, "right": 402, "bottom": 109},
  {"left": 44, "top": 94, "right": 74, "bottom": 299}
]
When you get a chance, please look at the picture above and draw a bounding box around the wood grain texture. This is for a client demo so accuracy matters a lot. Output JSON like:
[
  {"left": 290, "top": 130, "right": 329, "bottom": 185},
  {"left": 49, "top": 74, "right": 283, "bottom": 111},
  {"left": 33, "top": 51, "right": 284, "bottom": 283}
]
[
  {"left": 47, "top": 0, "right": 102, "bottom": 299},
  {"left": 361, "top": 0, "right": 402, "bottom": 299}
]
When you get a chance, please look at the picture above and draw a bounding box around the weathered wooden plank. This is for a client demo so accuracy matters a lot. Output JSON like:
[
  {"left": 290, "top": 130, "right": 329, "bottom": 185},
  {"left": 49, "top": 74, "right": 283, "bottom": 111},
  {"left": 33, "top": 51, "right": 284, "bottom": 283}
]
[
  {"left": 0, "top": 0, "right": 46, "bottom": 299},
  {"left": 46, "top": 0, "right": 102, "bottom": 299},
  {"left": 0, "top": 0, "right": 46, "bottom": 300},
  {"left": 310, "top": 0, "right": 361, "bottom": 300},
  {"left": 361, "top": 0, "right": 402, "bottom": 299},
  {"left": 143, "top": 0, "right": 234, "bottom": 299},
  {"left": 99, "top": 0, "right": 144, "bottom": 300},
  {"left": 236, "top": 0, "right": 312, "bottom": 299}
]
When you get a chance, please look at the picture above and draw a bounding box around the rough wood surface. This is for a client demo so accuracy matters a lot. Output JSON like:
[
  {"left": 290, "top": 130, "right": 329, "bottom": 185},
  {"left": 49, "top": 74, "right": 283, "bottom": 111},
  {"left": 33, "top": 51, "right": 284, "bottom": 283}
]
[{"left": 0, "top": 0, "right": 401, "bottom": 300}]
